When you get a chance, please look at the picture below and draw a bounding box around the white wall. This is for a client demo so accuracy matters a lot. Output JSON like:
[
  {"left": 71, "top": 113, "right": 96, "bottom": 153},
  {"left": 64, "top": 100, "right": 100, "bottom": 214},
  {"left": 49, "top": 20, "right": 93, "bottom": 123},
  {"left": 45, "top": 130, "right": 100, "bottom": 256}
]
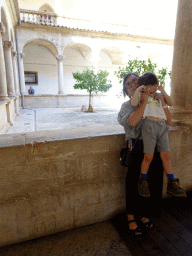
[
  {"left": 23, "top": 45, "right": 58, "bottom": 94},
  {"left": 22, "top": 35, "right": 173, "bottom": 100}
]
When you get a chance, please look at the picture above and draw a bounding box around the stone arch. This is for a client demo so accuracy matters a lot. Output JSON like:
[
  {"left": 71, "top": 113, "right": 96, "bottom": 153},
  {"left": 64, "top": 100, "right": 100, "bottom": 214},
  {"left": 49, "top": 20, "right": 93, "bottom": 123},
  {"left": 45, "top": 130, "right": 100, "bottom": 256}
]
[
  {"left": 101, "top": 46, "right": 124, "bottom": 65},
  {"left": 23, "top": 38, "right": 58, "bottom": 95},
  {"left": 1, "top": 7, "right": 9, "bottom": 41},
  {"left": 22, "top": 38, "right": 58, "bottom": 57},
  {"left": 64, "top": 43, "right": 92, "bottom": 60},
  {"left": 38, "top": 4, "right": 55, "bottom": 13}
]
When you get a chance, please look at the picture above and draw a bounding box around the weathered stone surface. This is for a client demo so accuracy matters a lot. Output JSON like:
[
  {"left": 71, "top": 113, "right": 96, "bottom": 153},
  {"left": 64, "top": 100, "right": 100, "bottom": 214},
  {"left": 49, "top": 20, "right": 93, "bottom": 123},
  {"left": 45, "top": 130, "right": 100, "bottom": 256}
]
[{"left": 0, "top": 126, "right": 191, "bottom": 247}]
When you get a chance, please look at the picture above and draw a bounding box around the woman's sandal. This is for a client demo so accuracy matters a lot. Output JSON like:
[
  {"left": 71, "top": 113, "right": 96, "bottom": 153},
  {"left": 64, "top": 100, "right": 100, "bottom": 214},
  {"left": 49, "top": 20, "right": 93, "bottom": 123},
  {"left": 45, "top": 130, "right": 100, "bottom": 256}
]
[
  {"left": 139, "top": 216, "right": 154, "bottom": 230},
  {"left": 127, "top": 216, "right": 142, "bottom": 236}
]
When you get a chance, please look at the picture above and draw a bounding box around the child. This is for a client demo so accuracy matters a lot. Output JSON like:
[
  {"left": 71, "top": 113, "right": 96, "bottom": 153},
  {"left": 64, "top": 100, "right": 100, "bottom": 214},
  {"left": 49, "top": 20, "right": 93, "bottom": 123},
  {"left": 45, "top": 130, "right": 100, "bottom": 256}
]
[{"left": 131, "top": 72, "right": 186, "bottom": 198}]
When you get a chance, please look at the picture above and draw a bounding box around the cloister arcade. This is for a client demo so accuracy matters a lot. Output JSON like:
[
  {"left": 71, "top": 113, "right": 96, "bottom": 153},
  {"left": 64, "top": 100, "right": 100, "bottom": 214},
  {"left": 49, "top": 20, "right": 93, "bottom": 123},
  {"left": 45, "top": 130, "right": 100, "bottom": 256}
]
[{"left": 0, "top": 0, "right": 175, "bottom": 133}]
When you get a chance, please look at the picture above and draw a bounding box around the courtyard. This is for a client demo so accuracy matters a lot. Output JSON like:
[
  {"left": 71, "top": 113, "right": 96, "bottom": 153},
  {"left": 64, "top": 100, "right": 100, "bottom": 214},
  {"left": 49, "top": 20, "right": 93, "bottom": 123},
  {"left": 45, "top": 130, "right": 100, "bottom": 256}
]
[{"left": 5, "top": 107, "right": 122, "bottom": 134}]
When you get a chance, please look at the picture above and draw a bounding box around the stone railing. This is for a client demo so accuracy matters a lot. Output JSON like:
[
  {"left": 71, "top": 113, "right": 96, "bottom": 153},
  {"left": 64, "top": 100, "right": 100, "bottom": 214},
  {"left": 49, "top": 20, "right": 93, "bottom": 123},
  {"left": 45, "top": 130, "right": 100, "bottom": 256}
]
[
  {"left": 20, "top": 9, "right": 57, "bottom": 26},
  {"left": 19, "top": 9, "right": 175, "bottom": 40}
]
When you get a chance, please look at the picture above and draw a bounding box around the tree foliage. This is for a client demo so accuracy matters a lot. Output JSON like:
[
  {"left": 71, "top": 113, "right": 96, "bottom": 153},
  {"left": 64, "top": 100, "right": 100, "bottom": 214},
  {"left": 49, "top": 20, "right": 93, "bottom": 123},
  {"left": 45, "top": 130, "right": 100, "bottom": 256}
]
[
  {"left": 114, "top": 58, "right": 171, "bottom": 86},
  {"left": 73, "top": 68, "right": 112, "bottom": 110}
]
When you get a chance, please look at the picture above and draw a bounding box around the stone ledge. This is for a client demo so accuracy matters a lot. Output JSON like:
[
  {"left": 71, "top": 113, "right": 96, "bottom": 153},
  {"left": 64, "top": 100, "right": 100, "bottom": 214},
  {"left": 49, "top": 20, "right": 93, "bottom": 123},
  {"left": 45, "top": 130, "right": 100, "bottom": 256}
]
[{"left": 0, "top": 124, "right": 125, "bottom": 147}]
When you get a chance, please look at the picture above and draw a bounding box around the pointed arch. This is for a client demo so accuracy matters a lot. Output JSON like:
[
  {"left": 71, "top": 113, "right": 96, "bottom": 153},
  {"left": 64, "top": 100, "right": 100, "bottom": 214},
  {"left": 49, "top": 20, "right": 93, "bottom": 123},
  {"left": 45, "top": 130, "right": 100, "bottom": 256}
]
[{"left": 38, "top": 4, "right": 55, "bottom": 13}]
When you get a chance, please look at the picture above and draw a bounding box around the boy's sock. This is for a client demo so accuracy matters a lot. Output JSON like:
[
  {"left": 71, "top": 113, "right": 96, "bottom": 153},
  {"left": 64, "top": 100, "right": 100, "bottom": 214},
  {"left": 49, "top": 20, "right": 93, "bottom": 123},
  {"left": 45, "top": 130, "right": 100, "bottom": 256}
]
[
  {"left": 167, "top": 174, "right": 175, "bottom": 180},
  {"left": 141, "top": 173, "right": 147, "bottom": 179}
]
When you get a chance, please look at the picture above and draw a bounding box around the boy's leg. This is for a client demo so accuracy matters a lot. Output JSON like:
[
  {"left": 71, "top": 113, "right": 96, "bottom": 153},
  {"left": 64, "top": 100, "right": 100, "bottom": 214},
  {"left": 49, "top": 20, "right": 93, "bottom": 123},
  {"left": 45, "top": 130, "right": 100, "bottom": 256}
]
[
  {"left": 141, "top": 153, "right": 154, "bottom": 175},
  {"left": 160, "top": 151, "right": 187, "bottom": 197},
  {"left": 159, "top": 151, "right": 173, "bottom": 175}
]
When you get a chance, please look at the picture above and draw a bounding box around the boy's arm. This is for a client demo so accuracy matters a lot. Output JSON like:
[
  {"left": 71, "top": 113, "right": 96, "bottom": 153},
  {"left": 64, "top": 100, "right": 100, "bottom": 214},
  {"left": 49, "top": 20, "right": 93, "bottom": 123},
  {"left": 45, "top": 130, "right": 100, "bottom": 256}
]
[
  {"left": 129, "top": 91, "right": 148, "bottom": 127},
  {"left": 131, "top": 85, "right": 145, "bottom": 107},
  {"left": 158, "top": 82, "right": 173, "bottom": 106},
  {"left": 161, "top": 96, "right": 172, "bottom": 126}
]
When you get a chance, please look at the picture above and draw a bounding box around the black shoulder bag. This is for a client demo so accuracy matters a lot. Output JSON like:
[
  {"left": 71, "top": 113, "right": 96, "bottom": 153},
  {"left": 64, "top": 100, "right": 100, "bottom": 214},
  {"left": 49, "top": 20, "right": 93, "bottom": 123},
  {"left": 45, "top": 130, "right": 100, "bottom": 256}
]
[{"left": 120, "top": 133, "right": 141, "bottom": 167}]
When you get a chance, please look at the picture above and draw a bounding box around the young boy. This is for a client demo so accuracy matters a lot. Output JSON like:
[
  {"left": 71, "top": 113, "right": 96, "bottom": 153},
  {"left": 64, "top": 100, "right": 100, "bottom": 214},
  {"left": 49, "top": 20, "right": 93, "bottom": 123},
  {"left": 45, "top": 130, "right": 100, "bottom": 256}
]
[{"left": 131, "top": 72, "right": 186, "bottom": 198}]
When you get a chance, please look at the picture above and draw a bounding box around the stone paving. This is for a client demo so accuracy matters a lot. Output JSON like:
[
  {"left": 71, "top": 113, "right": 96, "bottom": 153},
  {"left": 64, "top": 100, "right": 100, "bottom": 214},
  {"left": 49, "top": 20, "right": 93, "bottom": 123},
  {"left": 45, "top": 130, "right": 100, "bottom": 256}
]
[
  {"left": 0, "top": 221, "right": 132, "bottom": 256},
  {"left": 6, "top": 107, "right": 121, "bottom": 134}
]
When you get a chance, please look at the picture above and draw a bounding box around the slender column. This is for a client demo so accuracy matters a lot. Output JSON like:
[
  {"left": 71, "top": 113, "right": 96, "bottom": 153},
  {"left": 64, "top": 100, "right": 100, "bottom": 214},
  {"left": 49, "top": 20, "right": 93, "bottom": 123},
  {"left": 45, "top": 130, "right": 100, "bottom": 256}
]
[
  {"left": 56, "top": 54, "right": 65, "bottom": 94},
  {"left": 3, "top": 41, "right": 15, "bottom": 97},
  {"left": 170, "top": 0, "right": 192, "bottom": 122},
  {"left": 12, "top": 51, "right": 20, "bottom": 96},
  {"left": 0, "top": 23, "right": 9, "bottom": 100},
  {"left": 18, "top": 53, "right": 26, "bottom": 94}
]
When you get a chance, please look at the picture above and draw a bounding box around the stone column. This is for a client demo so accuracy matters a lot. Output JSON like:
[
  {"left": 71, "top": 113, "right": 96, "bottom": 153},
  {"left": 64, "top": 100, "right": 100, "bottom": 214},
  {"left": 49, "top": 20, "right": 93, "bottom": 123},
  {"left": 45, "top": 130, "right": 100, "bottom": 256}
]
[
  {"left": 56, "top": 54, "right": 65, "bottom": 94},
  {"left": 170, "top": 0, "right": 192, "bottom": 122},
  {"left": 18, "top": 53, "right": 26, "bottom": 94},
  {"left": 12, "top": 51, "right": 20, "bottom": 96},
  {"left": 0, "top": 23, "right": 9, "bottom": 100},
  {"left": 3, "top": 41, "right": 15, "bottom": 97}
]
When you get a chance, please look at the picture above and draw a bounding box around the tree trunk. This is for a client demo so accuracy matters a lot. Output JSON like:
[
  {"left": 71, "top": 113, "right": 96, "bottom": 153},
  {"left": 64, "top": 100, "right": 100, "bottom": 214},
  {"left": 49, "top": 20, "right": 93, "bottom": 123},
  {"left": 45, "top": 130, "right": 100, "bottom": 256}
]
[{"left": 88, "top": 93, "right": 93, "bottom": 112}]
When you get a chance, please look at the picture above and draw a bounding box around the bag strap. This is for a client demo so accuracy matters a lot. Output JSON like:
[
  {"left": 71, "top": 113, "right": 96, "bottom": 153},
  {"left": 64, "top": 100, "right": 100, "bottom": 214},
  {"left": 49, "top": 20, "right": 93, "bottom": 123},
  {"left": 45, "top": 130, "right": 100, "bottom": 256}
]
[{"left": 127, "top": 131, "right": 141, "bottom": 150}]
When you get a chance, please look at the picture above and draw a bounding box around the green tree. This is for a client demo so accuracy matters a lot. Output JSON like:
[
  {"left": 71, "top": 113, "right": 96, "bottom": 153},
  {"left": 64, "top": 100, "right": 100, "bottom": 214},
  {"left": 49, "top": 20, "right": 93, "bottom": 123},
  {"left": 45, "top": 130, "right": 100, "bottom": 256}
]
[
  {"left": 114, "top": 58, "right": 171, "bottom": 91},
  {"left": 73, "top": 68, "right": 112, "bottom": 111}
]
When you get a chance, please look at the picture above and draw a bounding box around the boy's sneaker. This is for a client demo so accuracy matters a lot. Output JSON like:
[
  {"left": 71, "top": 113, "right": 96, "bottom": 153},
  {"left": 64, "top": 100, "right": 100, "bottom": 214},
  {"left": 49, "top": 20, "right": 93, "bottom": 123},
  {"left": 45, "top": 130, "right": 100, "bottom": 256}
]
[
  {"left": 167, "top": 178, "right": 187, "bottom": 197},
  {"left": 138, "top": 175, "right": 150, "bottom": 197}
]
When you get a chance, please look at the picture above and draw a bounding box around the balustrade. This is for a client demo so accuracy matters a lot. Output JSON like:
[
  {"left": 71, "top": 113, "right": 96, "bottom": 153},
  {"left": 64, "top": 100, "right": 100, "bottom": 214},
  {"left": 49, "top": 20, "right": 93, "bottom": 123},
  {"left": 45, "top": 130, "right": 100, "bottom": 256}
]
[{"left": 20, "top": 9, "right": 57, "bottom": 26}]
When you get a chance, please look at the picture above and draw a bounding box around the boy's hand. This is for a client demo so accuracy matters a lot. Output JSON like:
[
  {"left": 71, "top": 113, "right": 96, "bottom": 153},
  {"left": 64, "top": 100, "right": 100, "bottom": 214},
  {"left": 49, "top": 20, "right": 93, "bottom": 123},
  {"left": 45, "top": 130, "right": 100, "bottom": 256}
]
[
  {"left": 157, "top": 82, "right": 165, "bottom": 93},
  {"left": 140, "top": 91, "right": 148, "bottom": 103},
  {"left": 154, "top": 92, "right": 163, "bottom": 100},
  {"left": 137, "top": 85, "right": 146, "bottom": 93},
  {"left": 155, "top": 93, "right": 167, "bottom": 107}
]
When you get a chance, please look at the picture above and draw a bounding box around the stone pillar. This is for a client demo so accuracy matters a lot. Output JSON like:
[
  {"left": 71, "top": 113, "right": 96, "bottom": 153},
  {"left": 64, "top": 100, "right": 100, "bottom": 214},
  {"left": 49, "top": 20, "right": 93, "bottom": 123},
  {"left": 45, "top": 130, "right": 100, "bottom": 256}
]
[
  {"left": 0, "top": 23, "right": 9, "bottom": 100},
  {"left": 56, "top": 54, "right": 65, "bottom": 94},
  {"left": 12, "top": 51, "right": 20, "bottom": 96},
  {"left": 3, "top": 41, "right": 15, "bottom": 97},
  {"left": 18, "top": 53, "right": 26, "bottom": 94},
  {"left": 170, "top": 0, "right": 192, "bottom": 122}
]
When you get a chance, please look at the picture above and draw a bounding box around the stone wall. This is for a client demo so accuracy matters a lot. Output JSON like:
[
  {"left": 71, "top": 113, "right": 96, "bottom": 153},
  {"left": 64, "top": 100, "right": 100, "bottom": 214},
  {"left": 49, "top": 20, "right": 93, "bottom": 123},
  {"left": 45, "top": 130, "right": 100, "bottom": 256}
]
[
  {"left": 24, "top": 94, "right": 123, "bottom": 109},
  {"left": 0, "top": 126, "right": 191, "bottom": 247}
]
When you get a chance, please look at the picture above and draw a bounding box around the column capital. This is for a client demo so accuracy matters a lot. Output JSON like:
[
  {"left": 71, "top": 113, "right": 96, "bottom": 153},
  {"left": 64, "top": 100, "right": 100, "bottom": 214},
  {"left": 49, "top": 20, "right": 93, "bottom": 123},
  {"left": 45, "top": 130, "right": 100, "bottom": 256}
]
[
  {"left": 0, "top": 23, "right": 5, "bottom": 35},
  {"left": 12, "top": 51, "right": 17, "bottom": 57},
  {"left": 19, "top": 53, "right": 25, "bottom": 59},
  {"left": 56, "top": 54, "right": 65, "bottom": 61},
  {"left": 3, "top": 41, "right": 13, "bottom": 49}
]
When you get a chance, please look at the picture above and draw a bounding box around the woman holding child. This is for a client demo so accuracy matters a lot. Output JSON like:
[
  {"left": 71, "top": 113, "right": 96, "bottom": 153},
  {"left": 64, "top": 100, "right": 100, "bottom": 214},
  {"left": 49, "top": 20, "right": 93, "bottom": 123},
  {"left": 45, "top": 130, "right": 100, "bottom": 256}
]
[{"left": 118, "top": 72, "right": 186, "bottom": 236}]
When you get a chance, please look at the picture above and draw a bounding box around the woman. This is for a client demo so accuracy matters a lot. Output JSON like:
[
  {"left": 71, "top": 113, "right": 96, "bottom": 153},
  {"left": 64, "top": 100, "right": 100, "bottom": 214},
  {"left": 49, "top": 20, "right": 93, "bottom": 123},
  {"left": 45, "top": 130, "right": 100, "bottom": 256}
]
[{"left": 118, "top": 73, "right": 164, "bottom": 235}]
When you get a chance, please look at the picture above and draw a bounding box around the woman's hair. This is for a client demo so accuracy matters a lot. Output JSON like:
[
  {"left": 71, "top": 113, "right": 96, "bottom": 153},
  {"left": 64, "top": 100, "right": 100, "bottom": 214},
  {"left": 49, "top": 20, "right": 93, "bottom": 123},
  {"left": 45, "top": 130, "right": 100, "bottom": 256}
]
[
  {"left": 123, "top": 73, "right": 139, "bottom": 98},
  {"left": 138, "top": 72, "right": 158, "bottom": 86}
]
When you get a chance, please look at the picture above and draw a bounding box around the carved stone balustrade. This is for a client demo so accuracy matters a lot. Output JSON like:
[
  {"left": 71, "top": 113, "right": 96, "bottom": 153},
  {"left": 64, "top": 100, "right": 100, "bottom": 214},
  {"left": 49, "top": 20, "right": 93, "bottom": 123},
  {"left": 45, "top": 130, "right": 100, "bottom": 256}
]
[{"left": 20, "top": 9, "right": 57, "bottom": 26}]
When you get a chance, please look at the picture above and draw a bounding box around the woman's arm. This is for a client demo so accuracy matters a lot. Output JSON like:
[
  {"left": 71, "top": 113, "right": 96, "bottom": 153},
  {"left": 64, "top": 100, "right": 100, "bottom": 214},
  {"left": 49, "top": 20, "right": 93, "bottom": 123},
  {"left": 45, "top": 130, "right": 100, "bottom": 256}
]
[{"left": 129, "top": 92, "right": 148, "bottom": 127}]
